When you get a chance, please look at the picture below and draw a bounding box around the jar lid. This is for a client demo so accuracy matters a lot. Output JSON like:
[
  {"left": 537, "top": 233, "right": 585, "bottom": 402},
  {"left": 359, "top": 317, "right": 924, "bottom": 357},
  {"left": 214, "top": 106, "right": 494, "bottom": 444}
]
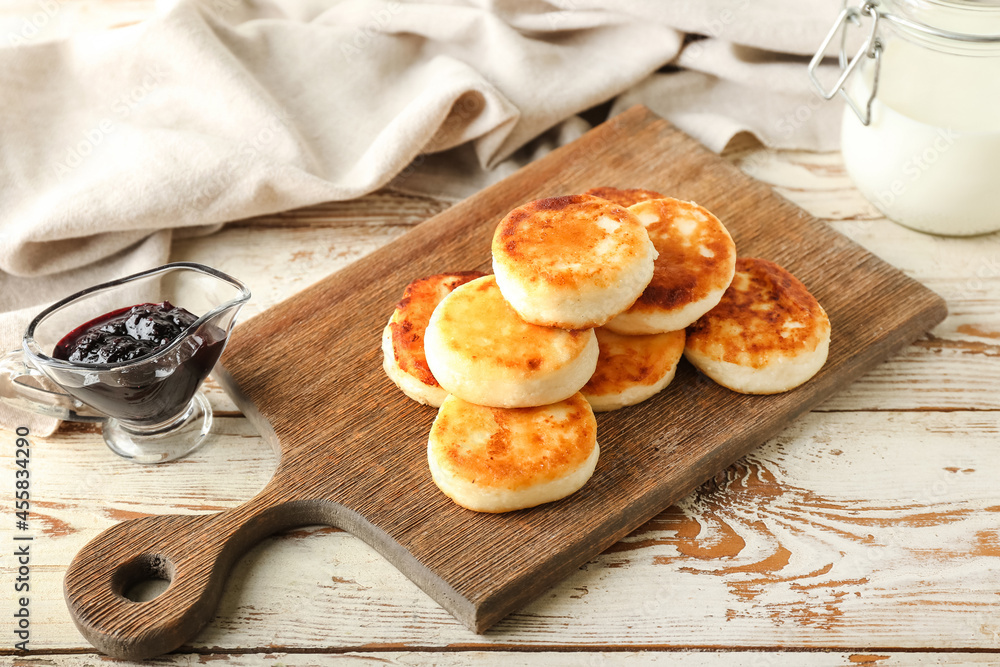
[{"left": 881, "top": 0, "right": 1000, "bottom": 42}]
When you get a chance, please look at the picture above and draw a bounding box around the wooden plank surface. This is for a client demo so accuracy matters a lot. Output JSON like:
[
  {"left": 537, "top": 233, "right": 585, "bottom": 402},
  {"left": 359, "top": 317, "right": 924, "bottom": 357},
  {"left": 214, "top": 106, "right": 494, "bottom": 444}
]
[
  {"left": 56, "top": 107, "right": 947, "bottom": 660},
  {"left": 1, "top": 171, "right": 997, "bottom": 663},
  {"left": 11, "top": 652, "right": 1000, "bottom": 666},
  {"left": 13, "top": 652, "right": 1000, "bottom": 666},
  {"left": 5, "top": 412, "right": 1000, "bottom": 655},
  {"left": 2, "top": 4, "right": 999, "bottom": 664}
]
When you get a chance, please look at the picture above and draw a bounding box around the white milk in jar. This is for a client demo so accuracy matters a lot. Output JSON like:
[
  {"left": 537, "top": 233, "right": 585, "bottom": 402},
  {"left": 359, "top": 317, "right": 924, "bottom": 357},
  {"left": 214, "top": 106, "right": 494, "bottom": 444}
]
[{"left": 812, "top": 0, "right": 1000, "bottom": 236}]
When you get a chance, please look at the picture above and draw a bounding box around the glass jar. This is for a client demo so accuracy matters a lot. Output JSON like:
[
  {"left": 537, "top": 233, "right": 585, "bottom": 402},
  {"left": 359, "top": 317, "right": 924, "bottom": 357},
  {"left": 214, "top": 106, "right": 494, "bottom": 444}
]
[{"left": 810, "top": 0, "right": 1000, "bottom": 236}]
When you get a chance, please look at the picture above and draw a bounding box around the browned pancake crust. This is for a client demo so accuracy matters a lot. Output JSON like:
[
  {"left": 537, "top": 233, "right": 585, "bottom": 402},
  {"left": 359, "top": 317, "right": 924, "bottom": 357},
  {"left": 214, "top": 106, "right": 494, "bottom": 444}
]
[
  {"left": 631, "top": 199, "right": 735, "bottom": 313},
  {"left": 583, "top": 328, "right": 685, "bottom": 396},
  {"left": 686, "top": 258, "right": 827, "bottom": 368},
  {"left": 493, "top": 195, "right": 646, "bottom": 289},
  {"left": 583, "top": 187, "right": 666, "bottom": 208},
  {"left": 432, "top": 275, "right": 592, "bottom": 373},
  {"left": 389, "top": 271, "right": 484, "bottom": 386},
  {"left": 431, "top": 394, "right": 596, "bottom": 491}
]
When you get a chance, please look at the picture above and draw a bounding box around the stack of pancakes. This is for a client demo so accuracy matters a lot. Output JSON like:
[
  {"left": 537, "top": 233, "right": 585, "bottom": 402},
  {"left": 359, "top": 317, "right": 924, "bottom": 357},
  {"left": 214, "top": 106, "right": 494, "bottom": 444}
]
[{"left": 382, "top": 188, "right": 830, "bottom": 513}]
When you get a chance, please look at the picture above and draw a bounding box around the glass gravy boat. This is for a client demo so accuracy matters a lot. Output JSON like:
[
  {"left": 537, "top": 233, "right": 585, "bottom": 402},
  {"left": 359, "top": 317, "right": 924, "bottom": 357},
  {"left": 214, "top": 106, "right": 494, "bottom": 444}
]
[{"left": 0, "top": 263, "right": 250, "bottom": 463}]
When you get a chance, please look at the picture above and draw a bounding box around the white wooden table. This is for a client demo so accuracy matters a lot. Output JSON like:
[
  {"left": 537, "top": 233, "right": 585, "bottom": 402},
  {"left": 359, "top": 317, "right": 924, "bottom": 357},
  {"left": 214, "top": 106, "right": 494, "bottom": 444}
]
[{"left": 2, "top": 4, "right": 1000, "bottom": 666}]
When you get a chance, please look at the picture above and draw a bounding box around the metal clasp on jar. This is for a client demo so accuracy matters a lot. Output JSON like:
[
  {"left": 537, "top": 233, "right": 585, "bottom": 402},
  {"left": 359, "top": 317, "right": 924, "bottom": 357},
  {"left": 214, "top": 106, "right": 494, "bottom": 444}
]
[
  {"left": 810, "top": 1, "right": 1000, "bottom": 125},
  {"left": 808, "top": 2, "right": 883, "bottom": 126}
]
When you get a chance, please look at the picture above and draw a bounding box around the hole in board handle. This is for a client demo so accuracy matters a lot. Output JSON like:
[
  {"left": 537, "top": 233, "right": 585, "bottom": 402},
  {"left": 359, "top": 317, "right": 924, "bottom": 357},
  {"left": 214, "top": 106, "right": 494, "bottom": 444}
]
[{"left": 112, "top": 553, "right": 175, "bottom": 603}]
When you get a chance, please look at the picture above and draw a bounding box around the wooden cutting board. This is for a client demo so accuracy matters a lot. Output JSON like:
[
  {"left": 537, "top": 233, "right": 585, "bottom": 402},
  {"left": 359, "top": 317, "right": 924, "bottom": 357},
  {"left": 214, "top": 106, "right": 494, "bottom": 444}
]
[{"left": 63, "top": 106, "right": 947, "bottom": 660}]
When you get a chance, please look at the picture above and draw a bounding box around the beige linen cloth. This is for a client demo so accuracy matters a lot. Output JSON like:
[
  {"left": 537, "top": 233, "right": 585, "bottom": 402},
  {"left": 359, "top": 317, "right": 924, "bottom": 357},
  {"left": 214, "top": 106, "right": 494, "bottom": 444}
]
[{"left": 0, "top": 0, "right": 844, "bottom": 433}]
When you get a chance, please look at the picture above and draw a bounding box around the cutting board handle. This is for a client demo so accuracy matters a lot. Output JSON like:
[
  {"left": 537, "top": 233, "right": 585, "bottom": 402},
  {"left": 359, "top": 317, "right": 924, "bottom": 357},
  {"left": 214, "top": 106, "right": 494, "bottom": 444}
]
[{"left": 63, "top": 493, "right": 314, "bottom": 660}]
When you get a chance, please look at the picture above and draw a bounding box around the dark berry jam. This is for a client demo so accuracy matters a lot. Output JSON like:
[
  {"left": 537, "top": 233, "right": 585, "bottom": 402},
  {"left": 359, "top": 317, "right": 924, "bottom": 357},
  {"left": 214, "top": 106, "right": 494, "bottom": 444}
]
[
  {"left": 52, "top": 302, "right": 225, "bottom": 424},
  {"left": 54, "top": 302, "right": 198, "bottom": 364}
]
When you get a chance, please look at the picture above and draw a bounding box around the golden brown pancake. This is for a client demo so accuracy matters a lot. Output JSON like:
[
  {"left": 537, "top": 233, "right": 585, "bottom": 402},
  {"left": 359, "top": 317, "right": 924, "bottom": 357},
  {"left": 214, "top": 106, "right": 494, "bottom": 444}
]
[
  {"left": 685, "top": 257, "right": 831, "bottom": 394},
  {"left": 583, "top": 186, "right": 666, "bottom": 208},
  {"left": 428, "top": 392, "right": 599, "bottom": 512},
  {"left": 423, "top": 275, "right": 599, "bottom": 407},
  {"left": 582, "top": 327, "right": 686, "bottom": 412},
  {"left": 382, "top": 271, "right": 484, "bottom": 406},
  {"left": 491, "top": 195, "right": 657, "bottom": 329},
  {"left": 605, "top": 198, "right": 737, "bottom": 335}
]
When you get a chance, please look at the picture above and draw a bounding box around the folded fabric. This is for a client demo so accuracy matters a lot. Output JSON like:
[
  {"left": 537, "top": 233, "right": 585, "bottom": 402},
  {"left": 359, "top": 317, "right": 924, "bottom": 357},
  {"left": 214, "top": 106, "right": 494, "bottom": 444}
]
[{"left": 0, "top": 0, "right": 843, "bottom": 433}]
